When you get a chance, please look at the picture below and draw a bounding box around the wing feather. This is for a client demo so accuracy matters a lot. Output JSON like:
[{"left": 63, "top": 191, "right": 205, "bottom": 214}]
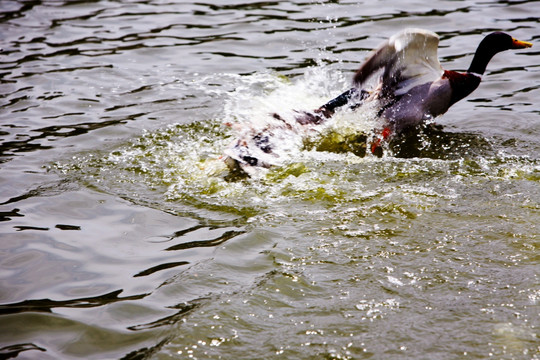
[{"left": 353, "top": 29, "right": 444, "bottom": 96}]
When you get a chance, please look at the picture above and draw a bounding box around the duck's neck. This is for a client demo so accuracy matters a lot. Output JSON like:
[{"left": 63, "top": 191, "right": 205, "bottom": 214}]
[{"left": 467, "top": 47, "right": 499, "bottom": 75}]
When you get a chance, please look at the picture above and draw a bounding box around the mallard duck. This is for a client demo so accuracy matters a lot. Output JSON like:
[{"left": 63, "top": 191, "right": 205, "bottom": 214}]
[{"left": 224, "top": 29, "right": 532, "bottom": 173}]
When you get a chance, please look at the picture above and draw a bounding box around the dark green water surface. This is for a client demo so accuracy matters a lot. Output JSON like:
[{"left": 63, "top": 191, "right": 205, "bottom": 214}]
[{"left": 1, "top": 1, "right": 539, "bottom": 359}]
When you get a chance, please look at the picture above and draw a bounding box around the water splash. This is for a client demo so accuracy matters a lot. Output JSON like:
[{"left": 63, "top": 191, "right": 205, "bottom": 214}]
[
  {"left": 222, "top": 65, "right": 378, "bottom": 172},
  {"left": 52, "top": 66, "right": 540, "bottom": 220}
]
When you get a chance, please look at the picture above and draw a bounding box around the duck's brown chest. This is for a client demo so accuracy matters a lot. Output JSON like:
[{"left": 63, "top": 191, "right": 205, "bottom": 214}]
[{"left": 443, "top": 70, "right": 482, "bottom": 106}]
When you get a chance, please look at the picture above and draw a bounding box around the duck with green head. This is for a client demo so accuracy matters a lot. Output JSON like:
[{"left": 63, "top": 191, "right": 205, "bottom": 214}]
[
  {"left": 224, "top": 29, "right": 532, "bottom": 173},
  {"left": 325, "top": 29, "right": 533, "bottom": 154}
]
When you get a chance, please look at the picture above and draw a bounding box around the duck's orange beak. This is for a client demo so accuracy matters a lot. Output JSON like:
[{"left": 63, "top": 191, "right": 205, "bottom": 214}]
[{"left": 512, "top": 38, "right": 533, "bottom": 49}]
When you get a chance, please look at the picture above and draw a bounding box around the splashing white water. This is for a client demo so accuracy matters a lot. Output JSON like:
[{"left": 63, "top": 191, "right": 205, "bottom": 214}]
[
  {"left": 53, "top": 63, "right": 540, "bottom": 219},
  {"left": 221, "top": 66, "right": 378, "bottom": 173}
]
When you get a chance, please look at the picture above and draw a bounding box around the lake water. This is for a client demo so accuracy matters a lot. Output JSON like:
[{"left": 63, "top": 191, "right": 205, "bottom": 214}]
[{"left": 1, "top": 1, "right": 539, "bottom": 359}]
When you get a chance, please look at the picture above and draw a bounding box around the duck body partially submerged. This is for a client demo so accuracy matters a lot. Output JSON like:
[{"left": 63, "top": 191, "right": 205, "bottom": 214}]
[{"left": 224, "top": 28, "right": 532, "bottom": 174}]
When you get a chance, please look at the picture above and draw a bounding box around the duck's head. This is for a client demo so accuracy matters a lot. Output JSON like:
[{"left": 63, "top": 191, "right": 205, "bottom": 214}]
[{"left": 468, "top": 32, "right": 532, "bottom": 75}]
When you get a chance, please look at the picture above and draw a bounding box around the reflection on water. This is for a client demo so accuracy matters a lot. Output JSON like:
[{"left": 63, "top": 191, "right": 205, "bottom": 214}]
[{"left": 1, "top": 1, "right": 540, "bottom": 359}]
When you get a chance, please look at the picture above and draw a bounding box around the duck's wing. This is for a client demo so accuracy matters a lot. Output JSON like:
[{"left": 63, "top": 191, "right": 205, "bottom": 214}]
[{"left": 353, "top": 28, "right": 444, "bottom": 97}]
